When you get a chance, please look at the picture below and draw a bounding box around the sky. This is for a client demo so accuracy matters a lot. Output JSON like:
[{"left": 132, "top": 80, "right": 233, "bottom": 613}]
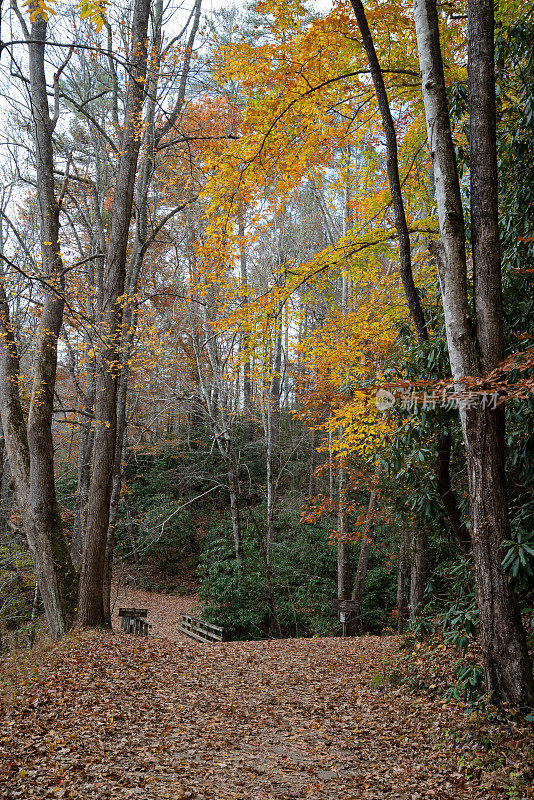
[{"left": 207, "top": 0, "right": 333, "bottom": 12}]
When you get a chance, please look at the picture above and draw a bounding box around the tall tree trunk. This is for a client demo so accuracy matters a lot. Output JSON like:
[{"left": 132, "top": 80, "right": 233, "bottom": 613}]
[
  {"left": 0, "top": 12, "right": 77, "bottom": 637},
  {"left": 436, "top": 431, "right": 471, "bottom": 554},
  {"left": 337, "top": 457, "right": 351, "bottom": 601},
  {"left": 192, "top": 286, "right": 245, "bottom": 567},
  {"left": 103, "top": 375, "right": 129, "bottom": 625},
  {"left": 0, "top": 283, "right": 77, "bottom": 637},
  {"left": 125, "top": 500, "right": 140, "bottom": 569},
  {"left": 413, "top": 0, "right": 533, "bottom": 708},
  {"left": 351, "top": 468, "right": 381, "bottom": 628},
  {"left": 79, "top": 0, "right": 151, "bottom": 628},
  {"left": 467, "top": 0, "right": 534, "bottom": 708},
  {"left": 227, "top": 458, "right": 244, "bottom": 568},
  {"left": 70, "top": 383, "right": 95, "bottom": 568},
  {"left": 0, "top": 428, "right": 6, "bottom": 537},
  {"left": 212, "top": 433, "right": 244, "bottom": 567},
  {"left": 265, "top": 208, "right": 286, "bottom": 550},
  {"left": 238, "top": 208, "right": 252, "bottom": 420},
  {"left": 248, "top": 508, "right": 282, "bottom": 637},
  {"left": 337, "top": 194, "right": 351, "bottom": 604},
  {"left": 349, "top": 0, "right": 477, "bottom": 554},
  {"left": 102, "top": 0, "right": 166, "bottom": 622},
  {"left": 266, "top": 325, "right": 282, "bottom": 548},
  {"left": 328, "top": 429, "right": 334, "bottom": 506},
  {"left": 396, "top": 526, "right": 409, "bottom": 634},
  {"left": 270, "top": 326, "right": 282, "bottom": 452},
  {"left": 308, "top": 429, "right": 316, "bottom": 496},
  {"left": 409, "top": 528, "right": 426, "bottom": 621},
  {"left": 265, "top": 409, "right": 275, "bottom": 549},
  {"left": 349, "top": 0, "right": 428, "bottom": 341}
]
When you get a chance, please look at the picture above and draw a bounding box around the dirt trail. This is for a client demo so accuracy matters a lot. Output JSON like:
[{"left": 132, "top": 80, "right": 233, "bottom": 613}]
[{"left": 0, "top": 629, "right": 515, "bottom": 799}]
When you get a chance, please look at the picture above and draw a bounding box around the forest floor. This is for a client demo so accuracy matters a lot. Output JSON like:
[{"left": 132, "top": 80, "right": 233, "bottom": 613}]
[{"left": 1, "top": 594, "right": 533, "bottom": 800}]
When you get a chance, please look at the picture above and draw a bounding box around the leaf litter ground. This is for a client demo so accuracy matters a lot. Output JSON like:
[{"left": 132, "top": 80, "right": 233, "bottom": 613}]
[{"left": 1, "top": 630, "right": 532, "bottom": 799}]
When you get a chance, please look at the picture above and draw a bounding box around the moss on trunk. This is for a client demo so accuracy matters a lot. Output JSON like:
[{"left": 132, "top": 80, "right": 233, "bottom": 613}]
[{"left": 50, "top": 501, "right": 78, "bottom": 630}]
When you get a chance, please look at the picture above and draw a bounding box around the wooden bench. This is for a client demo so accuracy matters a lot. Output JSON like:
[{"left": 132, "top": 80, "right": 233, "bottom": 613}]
[
  {"left": 179, "top": 614, "right": 223, "bottom": 643},
  {"left": 119, "top": 607, "right": 151, "bottom": 636}
]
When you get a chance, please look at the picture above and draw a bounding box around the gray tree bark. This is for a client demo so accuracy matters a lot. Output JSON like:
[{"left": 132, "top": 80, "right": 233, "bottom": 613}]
[
  {"left": 99, "top": 0, "right": 203, "bottom": 615},
  {"left": 191, "top": 294, "right": 244, "bottom": 567},
  {"left": 351, "top": 468, "right": 381, "bottom": 621},
  {"left": 79, "top": 0, "right": 151, "bottom": 627},
  {"left": 349, "top": 0, "right": 428, "bottom": 341},
  {"left": 0, "top": 6, "right": 77, "bottom": 637},
  {"left": 0, "top": 12, "right": 77, "bottom": 638},
  {"left": 238, "top": 208, "right": 252, "bottom": 419},
  {"left": 337, "top": 195, "right": 351, "bottom": 603},
  {"left": 337, "top": 458, "right": 351, "bottom": 601},
  {"left": 409, "top": 528, "right": 426, "bottom": 621},
  {"left": 70, "top": 377, "right": 95, "bottom": 568},
  {"left": 227, "top": 459, "right": 244, "bottom": 567},
  {"left": 413, "top": 0, "right": 534, "bottom": 708},
  {"left": 348, "top": 0, "right": 474, "bottom": 553},
  {"left": 436, "top": 431, "right": 471, "bottom": 555},
  {"left": 102, "top": 0, "right": 162, "bottom": 622},
  {"left": 396, "top": 526, "right": 409, "bottom": 634}
]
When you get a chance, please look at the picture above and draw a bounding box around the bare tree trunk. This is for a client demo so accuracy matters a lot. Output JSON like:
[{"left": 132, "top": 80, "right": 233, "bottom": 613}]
[
  {"left": 0, "top": 429, "right": 5, "bottom": 538},
  {"left": 238, "top": 208, "right": 252, "bottom": 419},
  {"left": 270, "top": 327, "right": 282, "bottom": 452},
  {"left": 414, "top": 0, "right": 534, "bottom": 709},
  {"left": 409, "top": 528, "right": 426, "bottom": 621},
  {"left": 308, "top": 429, "right": 316, "bottom": 496},
  {"left": 125, "top": 500, "right": 140, "bottom": 569},
  {"left": 337, "top": 203, "right": 351, "bottom": 604},
  {"left": 103, "top": 379, "right": 128, "bottom": 625},
  {"left": 265, "top": 423, "right": 275, "bottom": 549},
  {"left": 102, "top": 0, "right": 166, "bottom": 623},
  {"left": 436, "top": 431, "right": 471, "bottom": 554},
  {"left": 192, "top": 301, "right": 244, "bottom": 567},
  {"left": 70, "top": 393, "right": 94, "bottom": 568},
  {"left": 27, "top": 581, "right": 40, "bottom": 649},
  {"left": 467, "top": 0, "right": 533, "bottom": 707},
  {"left": 349, "top": 0, "right": 428, "bottom": 341},
  {"left": 348, "top": 0, "right": 476, "bottom": 561},
  {"left": 212, "top": 432, "right": 244, "bottom": 568},
  {"left": 248, "top": 508, "right": 282, "bottom": 637},
  {"left": 337, "top": 457, "right": 351, "bottom": 600},
  {"left": 328, "top": 430, "right": 334, "bottom": 505},
  {"left": 79, "top": 0, "right": 151, "bottom": 628},
  {"left": 351, "top": 469, "right": 381, "bottom": 628},
  {"left": 396, "top": 526, "right": 409, "bottom": 634},
  {"left": 0, "top": 12, "right": 77, "bottom": 637},
  {"left": 266, "top": 326, "right": 282, "bottom": 548},
  {"left": 227, "top": 459, "right": 244, "bottom": 568}
]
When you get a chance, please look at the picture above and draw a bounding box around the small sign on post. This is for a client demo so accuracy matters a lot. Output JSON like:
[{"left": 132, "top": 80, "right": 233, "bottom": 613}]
[{"left": 332, "top": 599, "right": 358, "bottom": 636}]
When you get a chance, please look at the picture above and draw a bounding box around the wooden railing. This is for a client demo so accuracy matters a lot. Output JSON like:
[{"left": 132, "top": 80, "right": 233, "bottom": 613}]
[
  {"left": 119, "top": 607, "right": 151, "bottom": 636},
  {"left": 179, "top": 614, "right": 223, "bottom": 643}
]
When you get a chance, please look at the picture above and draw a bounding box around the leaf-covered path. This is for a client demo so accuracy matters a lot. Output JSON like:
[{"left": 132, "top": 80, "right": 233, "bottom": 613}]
[
  {"left": 0, "top": 631, "right": 529, "bottom": 799},
  {"left": 110, "top": 584, "right": 199, "bottom": 641}
]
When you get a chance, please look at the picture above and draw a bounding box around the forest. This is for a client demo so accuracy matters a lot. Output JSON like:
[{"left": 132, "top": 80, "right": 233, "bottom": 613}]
[{"left": 0, "top": 0, "right": 533, "bottom": 793}]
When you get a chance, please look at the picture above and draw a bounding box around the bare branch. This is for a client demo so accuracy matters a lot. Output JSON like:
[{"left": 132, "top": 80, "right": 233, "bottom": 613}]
[{"left": 51, "top": 44, "right": 74, "bottom": 132}]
